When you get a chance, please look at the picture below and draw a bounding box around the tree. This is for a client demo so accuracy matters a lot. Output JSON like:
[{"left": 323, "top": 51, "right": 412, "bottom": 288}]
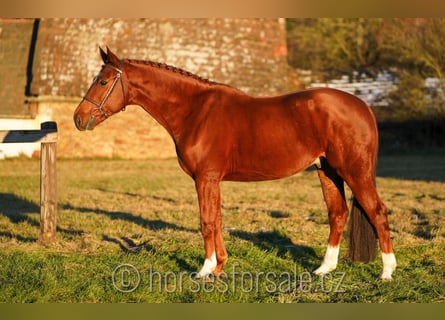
[
  {"left": 287, "top": 18, "right": 445, "bottom": 119},
  {"left": 384, "top": 19, "right": 445, "bottom": 118},
  {"left": 286, "top": 18, "right": 388, "bottom": 78}
]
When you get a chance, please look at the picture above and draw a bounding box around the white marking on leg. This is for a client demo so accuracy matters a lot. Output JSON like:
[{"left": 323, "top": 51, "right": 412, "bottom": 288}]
[
  {"left": 196, "top": 251, "right": 216, "bottom": 278},
  {"left": 381, "top": 252, "right": 397, "bottom": 281},
  {"left": 314, "top": 245, "right": 339, "bottom": 275}
]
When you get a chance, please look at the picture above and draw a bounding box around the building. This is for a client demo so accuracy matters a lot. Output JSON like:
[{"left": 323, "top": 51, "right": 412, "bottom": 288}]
[{"left": 0, "top": 18, "right": 290, "bottom": 158}]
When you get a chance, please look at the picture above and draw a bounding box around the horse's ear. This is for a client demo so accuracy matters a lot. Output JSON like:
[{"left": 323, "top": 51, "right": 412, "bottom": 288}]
[
  {"left": 106, "top": 47, "right": 121, "bottom": 67},
  {"left": 99, "top": 47, "right": 108, "bottom": 64}
]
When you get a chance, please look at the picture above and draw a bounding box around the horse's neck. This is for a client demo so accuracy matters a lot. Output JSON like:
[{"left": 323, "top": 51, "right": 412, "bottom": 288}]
[{"left": 125, "top": 62, "right": 204, "bottom": 139}]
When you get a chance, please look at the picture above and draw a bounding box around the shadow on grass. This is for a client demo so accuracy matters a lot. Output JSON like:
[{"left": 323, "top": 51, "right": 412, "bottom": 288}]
[
  {"left": 229, "top": 229, "right": 319, "bottom": 271},
  {"left": 0, "top": 193, "right": 85, "bottom": 243},
  {"left": 0, "top": 231, "right": 36, "bottom": 243},
  {"left": 222, "top": 204, "right": 291, "bottom": 219},
  {"left": 0, "top": 193, "right": 40, "bottom": 224},
  {"left": 0, "top": 193, "right": 40, "bottom": 242},
  {"left": 102, "top": 234, "right": 198, "bottom": 273},
  {"left": 102, "top": 234, "right": 155, "bottom": 253},
  {"left": 411, "top": 209, "right": 438, "bottom": 240},
  {"left": 96, "top": 187, "right": 178, "bottom": 204},
  {"left": 62, "top": 203, "right": 202, "bottom": 272},
  {"left": 62, "top": 203, "right": 198, "bottom": 233}
]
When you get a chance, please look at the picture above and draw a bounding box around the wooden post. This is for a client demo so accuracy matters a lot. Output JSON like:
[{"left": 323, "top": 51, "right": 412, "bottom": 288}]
[{"left": 39, "top": 121, "right": 58, "bottom": 243}]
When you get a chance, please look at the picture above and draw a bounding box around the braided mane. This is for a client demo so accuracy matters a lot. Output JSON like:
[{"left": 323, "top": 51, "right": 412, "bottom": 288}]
[{"left": 126, "top": 59, "right": 217, "bottom": 85}]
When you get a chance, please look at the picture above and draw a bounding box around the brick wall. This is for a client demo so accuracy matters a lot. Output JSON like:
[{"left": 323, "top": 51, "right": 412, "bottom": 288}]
[{"left": 1, "top": 18, "right": 291, "bottom": 159}]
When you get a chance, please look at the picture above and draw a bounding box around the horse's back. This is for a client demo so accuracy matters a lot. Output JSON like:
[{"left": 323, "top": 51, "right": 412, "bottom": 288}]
[{"left": 178, "top": 86, "right": 378, "bottom": 182}]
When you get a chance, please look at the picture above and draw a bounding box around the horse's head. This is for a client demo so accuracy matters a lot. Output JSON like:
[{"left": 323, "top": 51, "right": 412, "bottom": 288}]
[{"left": 74, "top": 47, "right": 127, "bottom": 131}]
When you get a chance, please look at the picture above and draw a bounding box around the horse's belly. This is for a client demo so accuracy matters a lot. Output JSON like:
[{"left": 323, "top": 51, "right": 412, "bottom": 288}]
[{"left": 223, "top": 148, "right": 320, "bottom": 182}]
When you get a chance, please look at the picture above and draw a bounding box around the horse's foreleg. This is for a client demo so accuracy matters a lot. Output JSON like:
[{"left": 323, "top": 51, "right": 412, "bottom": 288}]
[
  {"left": 313, "top": 163, "right": 349, "bottom": 275},
  {"left": 195, "top": 174, "right": 228, "bottom": 278}
]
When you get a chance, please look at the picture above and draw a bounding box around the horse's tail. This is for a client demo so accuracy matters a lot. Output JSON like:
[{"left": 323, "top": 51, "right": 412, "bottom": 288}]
[{"left": 348, "top": 197, "right": 377, "bottom": 262}]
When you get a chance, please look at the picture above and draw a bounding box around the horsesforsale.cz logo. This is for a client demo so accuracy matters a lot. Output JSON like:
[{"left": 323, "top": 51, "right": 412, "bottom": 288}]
[
  {"left": 111, "top": 263, "right": 346, "bottom": 294},
  {"left": 112, "top": 264, "right": 141, "bottom": 293}
]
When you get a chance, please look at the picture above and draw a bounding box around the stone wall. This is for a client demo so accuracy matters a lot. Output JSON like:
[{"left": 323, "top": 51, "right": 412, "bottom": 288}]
[{"left": 33, "top": 18, "right": 290, "bottom": 97}]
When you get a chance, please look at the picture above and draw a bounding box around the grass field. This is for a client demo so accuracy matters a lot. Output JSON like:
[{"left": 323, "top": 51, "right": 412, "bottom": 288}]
[{"left": 0, "top": 152, "right": 444, "bottom": 302}]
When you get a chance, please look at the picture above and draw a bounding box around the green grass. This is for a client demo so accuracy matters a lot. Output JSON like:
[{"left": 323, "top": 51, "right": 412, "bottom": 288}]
[{"left": 0, "top": 153, "right": 444, "bottom": 302}]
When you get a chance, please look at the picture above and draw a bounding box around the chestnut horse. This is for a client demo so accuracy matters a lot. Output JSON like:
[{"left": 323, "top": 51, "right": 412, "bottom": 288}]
[{"left": 74, "top": 48, "right": 396, "bottom": 280}]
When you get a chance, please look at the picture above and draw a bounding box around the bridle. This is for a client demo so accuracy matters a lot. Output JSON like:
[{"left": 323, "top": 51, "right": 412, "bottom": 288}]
[{"left": 82, "top": 63, "right": 126, "bottom": 126}]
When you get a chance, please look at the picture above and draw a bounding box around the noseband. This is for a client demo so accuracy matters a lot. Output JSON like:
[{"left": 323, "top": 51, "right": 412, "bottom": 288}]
[{"left": 83, "top": 63, "right": 126, "bottom": 125}]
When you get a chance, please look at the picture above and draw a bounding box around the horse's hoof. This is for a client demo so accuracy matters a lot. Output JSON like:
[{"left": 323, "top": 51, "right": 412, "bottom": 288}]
[
  {"left": 195, "top": 272, "right": 215, "bottom": 282},
  {"left": 313, "top": 264, "right": 336, "bottom": 275},
  {"left": 380, "top": 275, "right": 394, "bottom": 281}
]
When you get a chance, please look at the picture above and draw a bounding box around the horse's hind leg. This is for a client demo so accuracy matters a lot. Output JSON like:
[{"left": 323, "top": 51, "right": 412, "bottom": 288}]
[
  {"left": 347, "top": 178, "right": 397, "bottom": 280},
  {"left": 313, "top": 159, "right": 349, "bottom": 275}
]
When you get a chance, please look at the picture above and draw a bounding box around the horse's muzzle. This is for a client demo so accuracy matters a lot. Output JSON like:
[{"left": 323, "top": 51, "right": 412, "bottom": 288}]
[{"left": 74, "top": 114, "right": 96, "bottom": 131}]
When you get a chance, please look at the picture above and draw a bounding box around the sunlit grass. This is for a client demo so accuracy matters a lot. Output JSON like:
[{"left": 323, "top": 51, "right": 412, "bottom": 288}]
[{"left": 0, "top": 154, "right": 444, "bottom": 302}]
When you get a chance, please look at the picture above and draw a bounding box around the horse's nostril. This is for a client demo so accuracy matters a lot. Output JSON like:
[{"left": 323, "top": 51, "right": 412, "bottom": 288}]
[{"left": 74, "top": 115, "right": 85, "bottom": 131}]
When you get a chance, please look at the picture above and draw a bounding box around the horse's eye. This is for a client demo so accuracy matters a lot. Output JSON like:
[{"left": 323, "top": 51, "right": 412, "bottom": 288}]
[{"left": 99, "top": 80, "right": 108, "bottom": 86}]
